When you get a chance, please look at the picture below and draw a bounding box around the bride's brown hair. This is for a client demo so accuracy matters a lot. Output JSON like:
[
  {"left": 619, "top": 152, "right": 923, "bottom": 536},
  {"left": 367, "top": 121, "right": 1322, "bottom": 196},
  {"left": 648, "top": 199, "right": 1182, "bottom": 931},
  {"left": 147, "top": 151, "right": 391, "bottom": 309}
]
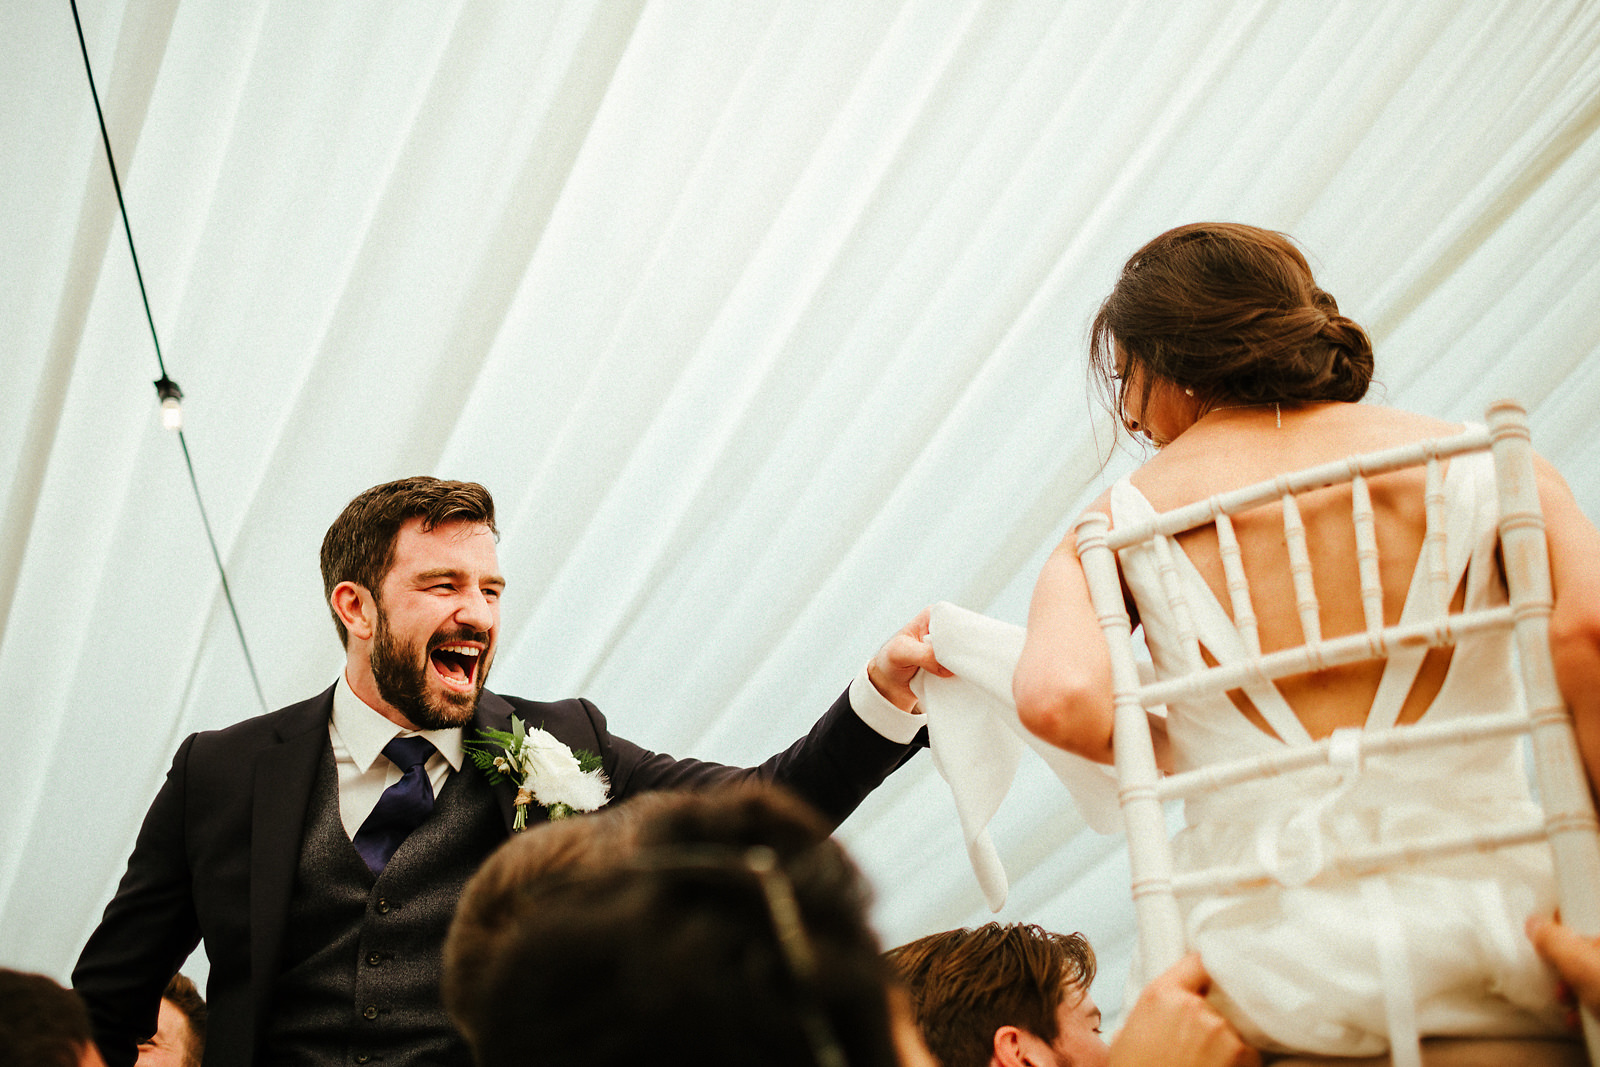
[{"left": 1090, "top": 222, "right": 1374, "bottom": 430}]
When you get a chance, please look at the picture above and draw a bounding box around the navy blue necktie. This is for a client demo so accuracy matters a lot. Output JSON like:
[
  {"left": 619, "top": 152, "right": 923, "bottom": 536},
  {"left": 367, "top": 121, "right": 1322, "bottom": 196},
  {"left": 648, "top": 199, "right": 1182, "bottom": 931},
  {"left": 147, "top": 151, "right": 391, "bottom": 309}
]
[{"left": 353, "top": 736, "right": 437, "bottom": 875}]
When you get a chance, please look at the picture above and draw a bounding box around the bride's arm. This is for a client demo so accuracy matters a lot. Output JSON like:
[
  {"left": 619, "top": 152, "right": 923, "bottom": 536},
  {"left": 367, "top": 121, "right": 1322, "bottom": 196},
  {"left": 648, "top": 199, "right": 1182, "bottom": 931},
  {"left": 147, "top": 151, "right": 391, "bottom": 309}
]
[
  {"left": 1539, "top": 457, "right": 1600, "bottom": 798},
  {"left": 1014, "top": 500, "right": 1118, "bottom": 764}
]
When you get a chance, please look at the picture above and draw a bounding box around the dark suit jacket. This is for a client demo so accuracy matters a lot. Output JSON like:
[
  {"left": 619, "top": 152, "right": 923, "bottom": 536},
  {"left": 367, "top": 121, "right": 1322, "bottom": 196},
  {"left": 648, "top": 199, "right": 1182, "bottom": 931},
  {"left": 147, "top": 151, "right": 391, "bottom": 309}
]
[{"left": 73, "top": 684, "right": 919, "bottom": 1067}]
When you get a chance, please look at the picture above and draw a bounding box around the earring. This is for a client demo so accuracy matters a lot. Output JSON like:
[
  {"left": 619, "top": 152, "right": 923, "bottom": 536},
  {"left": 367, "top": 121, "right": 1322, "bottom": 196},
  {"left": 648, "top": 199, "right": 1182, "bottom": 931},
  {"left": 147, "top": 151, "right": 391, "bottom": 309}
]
[{"left": 1184, "top": 387, "right": 1194, "bottom": 396}]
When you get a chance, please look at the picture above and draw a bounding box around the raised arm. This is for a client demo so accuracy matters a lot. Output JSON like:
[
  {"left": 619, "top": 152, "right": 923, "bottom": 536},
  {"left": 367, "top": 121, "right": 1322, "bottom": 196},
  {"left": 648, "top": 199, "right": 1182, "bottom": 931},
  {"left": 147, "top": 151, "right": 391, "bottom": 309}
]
[
  {"left": 1014, "top": 503, "right": 1118, "bottom": 764},
  {"left": 1539, "top": 457, "right": 1600, "bottom": 796}
]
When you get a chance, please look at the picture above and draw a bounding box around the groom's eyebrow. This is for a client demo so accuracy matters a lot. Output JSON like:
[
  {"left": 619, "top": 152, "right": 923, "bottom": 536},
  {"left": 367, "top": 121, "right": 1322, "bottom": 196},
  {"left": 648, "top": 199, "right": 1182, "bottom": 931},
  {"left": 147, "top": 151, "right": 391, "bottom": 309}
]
[{"left": 414, "top": 566, "right": 506, "bottom": 589}]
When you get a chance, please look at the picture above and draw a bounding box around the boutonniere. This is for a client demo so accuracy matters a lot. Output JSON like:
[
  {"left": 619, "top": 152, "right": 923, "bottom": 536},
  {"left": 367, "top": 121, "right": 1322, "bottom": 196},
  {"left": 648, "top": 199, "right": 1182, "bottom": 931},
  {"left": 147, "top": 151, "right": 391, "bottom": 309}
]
[{"left": 466, "top": 718, "right": 610, "bottom": 830}]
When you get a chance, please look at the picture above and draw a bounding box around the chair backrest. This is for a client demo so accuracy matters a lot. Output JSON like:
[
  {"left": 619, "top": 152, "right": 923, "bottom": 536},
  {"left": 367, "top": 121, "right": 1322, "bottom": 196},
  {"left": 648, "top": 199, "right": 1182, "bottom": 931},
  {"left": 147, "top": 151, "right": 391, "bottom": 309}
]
[{"left": 1073, "top": 399, "right": 1600, "bottom": 1061}]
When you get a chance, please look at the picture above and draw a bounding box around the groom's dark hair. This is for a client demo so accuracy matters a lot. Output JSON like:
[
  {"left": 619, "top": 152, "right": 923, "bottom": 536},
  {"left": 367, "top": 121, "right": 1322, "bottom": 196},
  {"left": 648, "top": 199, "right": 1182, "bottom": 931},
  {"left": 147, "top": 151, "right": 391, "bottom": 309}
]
[{"left": 321, "top": 476, "right": 497, "bottom": 646}]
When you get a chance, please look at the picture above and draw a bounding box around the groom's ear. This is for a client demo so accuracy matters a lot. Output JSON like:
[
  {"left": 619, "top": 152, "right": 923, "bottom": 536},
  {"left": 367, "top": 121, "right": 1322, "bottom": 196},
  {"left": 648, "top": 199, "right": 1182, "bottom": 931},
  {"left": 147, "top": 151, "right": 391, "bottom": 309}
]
[{"left": 331, "top": 581, "right": 377, "bottom": 642}]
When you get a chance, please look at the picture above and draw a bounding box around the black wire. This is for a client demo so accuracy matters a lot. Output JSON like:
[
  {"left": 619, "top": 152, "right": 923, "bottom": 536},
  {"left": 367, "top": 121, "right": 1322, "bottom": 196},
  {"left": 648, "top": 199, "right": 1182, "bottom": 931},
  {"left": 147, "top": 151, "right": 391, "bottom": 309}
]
[
  {"left": 68, "top": 0, "right": 166, "bottom": 379},
  {"left": 70, "top": 0, "right": 269, "bottom": 713},
  {"left": 177, "top": 430, "right": 269, "bottom": 712}
]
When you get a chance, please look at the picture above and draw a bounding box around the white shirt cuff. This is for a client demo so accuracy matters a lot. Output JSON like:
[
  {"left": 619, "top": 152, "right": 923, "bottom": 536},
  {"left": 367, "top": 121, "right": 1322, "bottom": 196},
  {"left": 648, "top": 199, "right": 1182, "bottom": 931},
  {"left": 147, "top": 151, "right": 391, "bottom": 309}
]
[{"left": 848, "top": 662, "right": 927, "bottom": 745}]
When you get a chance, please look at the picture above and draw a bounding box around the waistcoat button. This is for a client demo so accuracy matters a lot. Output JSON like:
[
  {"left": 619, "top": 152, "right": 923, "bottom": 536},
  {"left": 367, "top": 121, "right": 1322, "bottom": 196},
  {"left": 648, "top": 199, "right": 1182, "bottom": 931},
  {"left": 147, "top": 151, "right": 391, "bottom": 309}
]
[
  {"left": 362, "top": 1005, "right": 378, "bottom": 1020},
  {"left": 375, "top": 898, "right": 391, "bottom": 914},
  {"left": 368, "top": 952, "right": 382, "bottom": 966}
]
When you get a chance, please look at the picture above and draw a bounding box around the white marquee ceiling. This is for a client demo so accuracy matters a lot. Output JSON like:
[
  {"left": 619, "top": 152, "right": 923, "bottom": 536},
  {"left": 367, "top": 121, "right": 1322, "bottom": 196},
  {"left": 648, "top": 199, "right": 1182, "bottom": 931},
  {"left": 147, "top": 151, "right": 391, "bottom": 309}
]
[{"left": 5, "top": 0, "right": 1600, "bottom": 1012}]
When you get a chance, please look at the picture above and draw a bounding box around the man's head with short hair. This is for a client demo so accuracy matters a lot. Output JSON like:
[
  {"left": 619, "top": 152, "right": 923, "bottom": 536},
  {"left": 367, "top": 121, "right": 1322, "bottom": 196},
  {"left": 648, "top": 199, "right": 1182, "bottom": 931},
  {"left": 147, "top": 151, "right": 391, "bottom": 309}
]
[
  {"left": 444, "top": 783, "right": 903, "bottom": 1067},
  {"left": 319, "top": 477, "right": 496, "bottom": 647},
  {"left": 0, "top": 968, "right": 105, "bottom": 1067},
  {"left": 886, "top": 923, "right": 1104, "bottom": 1067},
  {"left": 136, "top": 974, "right": 205, "bottom": 1067}
]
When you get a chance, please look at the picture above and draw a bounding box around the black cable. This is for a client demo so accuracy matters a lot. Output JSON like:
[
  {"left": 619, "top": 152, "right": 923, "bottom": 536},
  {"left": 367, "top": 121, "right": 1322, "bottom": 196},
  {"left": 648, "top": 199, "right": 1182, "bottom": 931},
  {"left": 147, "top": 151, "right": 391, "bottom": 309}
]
[
  {"left": 70, "top": 0, "right": 269, "bottom": 713},
  {"left": 176, "top": 430, "right": 269, "bottom": 712},
  {"left": 68, "top": 0, "right": 166, "bottom": 379}
]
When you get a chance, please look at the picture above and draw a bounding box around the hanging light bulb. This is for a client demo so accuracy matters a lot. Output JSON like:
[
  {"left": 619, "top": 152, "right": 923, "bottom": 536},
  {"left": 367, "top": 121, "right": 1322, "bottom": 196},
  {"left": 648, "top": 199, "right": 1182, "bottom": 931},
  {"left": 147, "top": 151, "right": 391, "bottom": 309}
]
[{"left": 154, "top": 375, "right": 184, "bottom": 430}]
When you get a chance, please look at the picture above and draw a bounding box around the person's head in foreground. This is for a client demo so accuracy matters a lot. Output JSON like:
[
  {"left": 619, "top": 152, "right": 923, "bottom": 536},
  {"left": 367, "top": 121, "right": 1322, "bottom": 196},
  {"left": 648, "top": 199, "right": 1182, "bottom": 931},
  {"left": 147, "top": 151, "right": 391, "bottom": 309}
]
[
  {"left": 1091, "top": 221, "right": 1374, "bottom": 448},
  {"left": 886, "top": 922, "right": 1105, "bottom": 1067},
  {"left": 444, "top": 782, "right": 910, "bottom": 1067},
  {"left": 0, "top": 968, "right": 107, "bottom": 1067},
  {"left": 136, "top": 973, "right": 206, "bottom": 1067}
]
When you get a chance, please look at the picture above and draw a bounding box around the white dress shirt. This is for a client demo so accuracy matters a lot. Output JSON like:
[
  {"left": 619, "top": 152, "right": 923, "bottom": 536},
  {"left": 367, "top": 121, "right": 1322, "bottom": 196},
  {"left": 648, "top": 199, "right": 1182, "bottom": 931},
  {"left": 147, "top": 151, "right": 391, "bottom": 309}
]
[{"left": 329, "top": 673, "right": 465, "bottom": 839}]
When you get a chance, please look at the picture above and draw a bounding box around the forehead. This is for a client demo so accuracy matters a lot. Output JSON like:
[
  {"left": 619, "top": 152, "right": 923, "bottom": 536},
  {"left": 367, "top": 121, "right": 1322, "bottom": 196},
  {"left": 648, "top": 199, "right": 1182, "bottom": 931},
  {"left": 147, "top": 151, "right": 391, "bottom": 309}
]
[
  {"left": 156, "top": 995, "right": 190, "bottom": 1035},
  {"left": 388, "top": 518, "right": 500, "bottom": 576},
  {"left": 1058, "top": 985, "right": 1100, "bottom": 1027}
]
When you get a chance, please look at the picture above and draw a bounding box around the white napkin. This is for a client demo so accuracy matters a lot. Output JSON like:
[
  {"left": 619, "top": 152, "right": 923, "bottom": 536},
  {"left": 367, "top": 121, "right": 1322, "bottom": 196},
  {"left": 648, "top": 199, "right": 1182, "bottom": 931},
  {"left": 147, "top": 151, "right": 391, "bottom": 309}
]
[{"left": 911, "top": 602, "right": 1124, "bottom": 911}]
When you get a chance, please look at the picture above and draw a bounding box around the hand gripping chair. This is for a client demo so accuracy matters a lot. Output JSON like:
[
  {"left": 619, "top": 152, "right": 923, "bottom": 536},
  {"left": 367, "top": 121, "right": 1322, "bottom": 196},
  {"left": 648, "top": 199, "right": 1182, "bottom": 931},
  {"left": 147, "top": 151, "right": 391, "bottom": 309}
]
[{"left": 1073, "top": 400, "right": 1600, "bottom": 1065}]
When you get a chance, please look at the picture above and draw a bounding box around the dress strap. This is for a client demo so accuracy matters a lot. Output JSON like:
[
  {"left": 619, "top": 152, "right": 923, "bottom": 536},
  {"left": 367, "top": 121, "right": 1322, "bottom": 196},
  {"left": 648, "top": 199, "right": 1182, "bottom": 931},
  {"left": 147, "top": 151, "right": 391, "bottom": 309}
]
[{"left": 1364, "top": 447, "right": 1495, "bottom": 730}]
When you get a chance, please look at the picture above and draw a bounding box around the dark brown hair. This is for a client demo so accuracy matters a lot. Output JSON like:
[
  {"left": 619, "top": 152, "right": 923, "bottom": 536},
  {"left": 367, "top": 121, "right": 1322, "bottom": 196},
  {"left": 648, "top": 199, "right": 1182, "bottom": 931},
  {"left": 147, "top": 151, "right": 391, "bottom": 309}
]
[
  {"left": 162, "top": 972, "right": 207, "bottom": 1067},
  {"left": 885, "top": 923, "right": 1096, "bottom": 1067},
  {"left": 1091, "top": 222, "right": 1374, "bottom": 431},
  {"left": 444, "top": 784, "right": 899, "bottom": 1067},
  {"left": 319, "top": 477, "right": 496, "bottom": 645},
  {"left": 0, "top": 968, "right": 97, "bottom": 1067}
]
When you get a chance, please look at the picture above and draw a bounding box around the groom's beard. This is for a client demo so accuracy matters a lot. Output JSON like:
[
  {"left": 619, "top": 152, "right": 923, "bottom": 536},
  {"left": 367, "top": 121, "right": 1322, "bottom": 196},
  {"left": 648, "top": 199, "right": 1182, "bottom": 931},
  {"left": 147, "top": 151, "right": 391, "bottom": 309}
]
[{"left": 369, "top": 607, "right": 491, "bottom": 730}]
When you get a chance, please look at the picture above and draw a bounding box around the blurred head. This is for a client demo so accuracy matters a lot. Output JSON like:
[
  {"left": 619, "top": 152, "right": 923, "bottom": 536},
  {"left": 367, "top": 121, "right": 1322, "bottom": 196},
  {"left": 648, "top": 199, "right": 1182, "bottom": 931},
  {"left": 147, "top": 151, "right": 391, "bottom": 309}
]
[
  {"left": 320, "top": 477, "right": 497, "bottom": 647},
  {"left": 886, "top": 923, "right": 1103, "bottom": 1067},
  {"left": 137, "top": 974, "right": 205, "bottom": 1067},
  {"left": 444, "top": 784, "right": 902, "bottom": 1067},
  {"left": 1090, "top": 222, "right": 1374, "bottom": 441},
  {"left": 0, "top": 969, "right": 106, "bottom": 1067}
]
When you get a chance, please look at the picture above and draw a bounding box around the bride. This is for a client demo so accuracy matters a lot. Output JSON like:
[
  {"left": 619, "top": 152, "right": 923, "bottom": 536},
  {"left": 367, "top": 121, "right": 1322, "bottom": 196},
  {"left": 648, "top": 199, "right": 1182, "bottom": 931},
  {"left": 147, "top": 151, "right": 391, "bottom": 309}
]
[{"left": 1011, "top": 222, "right": 1600, "bottom": 1063}]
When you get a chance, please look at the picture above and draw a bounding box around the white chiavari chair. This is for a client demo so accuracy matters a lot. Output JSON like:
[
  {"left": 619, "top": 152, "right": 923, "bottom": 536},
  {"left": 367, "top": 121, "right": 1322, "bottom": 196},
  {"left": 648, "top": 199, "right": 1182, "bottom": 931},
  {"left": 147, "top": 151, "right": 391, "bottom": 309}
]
[{"left": 1074, "top": 399, "right": 1600, "bottom": 1065}]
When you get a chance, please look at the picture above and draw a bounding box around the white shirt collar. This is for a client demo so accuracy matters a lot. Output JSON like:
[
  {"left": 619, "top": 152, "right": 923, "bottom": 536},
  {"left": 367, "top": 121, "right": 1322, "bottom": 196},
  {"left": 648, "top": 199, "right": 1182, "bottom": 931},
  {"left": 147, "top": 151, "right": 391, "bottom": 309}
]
[{"left": 332, "top": 670, "right": 465, "bottom": 772}]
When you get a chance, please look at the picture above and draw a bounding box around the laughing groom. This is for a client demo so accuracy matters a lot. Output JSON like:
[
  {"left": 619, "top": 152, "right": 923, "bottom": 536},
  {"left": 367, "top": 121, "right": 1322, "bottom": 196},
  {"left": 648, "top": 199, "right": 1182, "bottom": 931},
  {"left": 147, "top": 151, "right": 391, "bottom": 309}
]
[{"left": 74, "top": 476, "right": 943, "bottom": 1067}]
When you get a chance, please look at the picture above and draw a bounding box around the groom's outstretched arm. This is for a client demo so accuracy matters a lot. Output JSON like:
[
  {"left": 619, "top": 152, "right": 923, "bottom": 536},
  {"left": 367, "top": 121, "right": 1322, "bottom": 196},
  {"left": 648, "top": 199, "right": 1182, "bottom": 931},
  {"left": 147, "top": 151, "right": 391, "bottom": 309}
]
[{"left": 548, "top": 608, "right": 950, "bottom": 827}]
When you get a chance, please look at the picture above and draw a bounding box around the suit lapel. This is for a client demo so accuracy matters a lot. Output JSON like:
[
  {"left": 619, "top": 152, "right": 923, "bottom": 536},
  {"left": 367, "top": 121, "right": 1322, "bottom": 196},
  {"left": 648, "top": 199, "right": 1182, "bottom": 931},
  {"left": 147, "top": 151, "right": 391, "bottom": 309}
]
[
  {"left": 473, "top": 691, "right": 523, "bottom": 834},
  {"left": 247, "top": 687, "right": 335, "bottom": 1041}
]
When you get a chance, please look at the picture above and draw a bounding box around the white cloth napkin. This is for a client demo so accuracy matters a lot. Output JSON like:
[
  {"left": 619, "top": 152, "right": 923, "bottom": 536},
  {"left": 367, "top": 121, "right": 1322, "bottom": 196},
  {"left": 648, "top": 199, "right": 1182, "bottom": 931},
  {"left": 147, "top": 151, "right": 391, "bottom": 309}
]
[{"left": 911, "top": 602, "right": 1123, "bottom": 911}]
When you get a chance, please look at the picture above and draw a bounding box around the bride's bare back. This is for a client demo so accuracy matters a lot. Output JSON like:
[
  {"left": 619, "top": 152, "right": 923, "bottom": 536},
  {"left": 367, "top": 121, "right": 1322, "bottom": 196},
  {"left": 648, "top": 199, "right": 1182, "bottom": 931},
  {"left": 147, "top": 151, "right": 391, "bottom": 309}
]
[{"left": 1127, "top": 401, "right": 1470, "bottom": 741}]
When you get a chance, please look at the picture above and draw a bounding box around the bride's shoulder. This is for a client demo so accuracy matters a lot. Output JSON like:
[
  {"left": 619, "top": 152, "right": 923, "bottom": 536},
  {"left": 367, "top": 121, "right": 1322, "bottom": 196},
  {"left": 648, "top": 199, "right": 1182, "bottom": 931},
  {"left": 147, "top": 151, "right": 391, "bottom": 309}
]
[
  {"left": 1292, "top": 402, "right": 1468, "bottom": 453},
  {"left": 1339, "top": 403, "right": 1463, "bottom": 435},
  {"left": 1127, "top": 403, "right": 1468, "bottom": 509}
]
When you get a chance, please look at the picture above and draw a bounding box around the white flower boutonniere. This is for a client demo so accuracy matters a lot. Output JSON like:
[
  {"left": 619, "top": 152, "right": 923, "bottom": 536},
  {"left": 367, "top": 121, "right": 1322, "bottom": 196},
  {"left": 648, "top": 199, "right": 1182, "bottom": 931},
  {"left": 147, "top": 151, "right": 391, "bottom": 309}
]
[{"left": 467, "top": 718, "right": 610, "bottom": 830}]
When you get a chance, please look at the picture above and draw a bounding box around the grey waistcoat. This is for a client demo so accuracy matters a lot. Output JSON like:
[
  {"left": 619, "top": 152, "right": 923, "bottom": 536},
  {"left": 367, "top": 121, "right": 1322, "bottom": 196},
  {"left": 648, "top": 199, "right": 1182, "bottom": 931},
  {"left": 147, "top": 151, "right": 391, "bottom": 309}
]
[{"left": 260, "top": 745, "right": 505, "bottom": 1066}]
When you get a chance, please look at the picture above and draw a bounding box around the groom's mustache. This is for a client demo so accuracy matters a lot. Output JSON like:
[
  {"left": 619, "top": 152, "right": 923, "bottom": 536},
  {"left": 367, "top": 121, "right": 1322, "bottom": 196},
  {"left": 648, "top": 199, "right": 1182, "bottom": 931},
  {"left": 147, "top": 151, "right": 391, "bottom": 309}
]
[{"left": 427, "top": 627, "right": 490, "bottom": 650}]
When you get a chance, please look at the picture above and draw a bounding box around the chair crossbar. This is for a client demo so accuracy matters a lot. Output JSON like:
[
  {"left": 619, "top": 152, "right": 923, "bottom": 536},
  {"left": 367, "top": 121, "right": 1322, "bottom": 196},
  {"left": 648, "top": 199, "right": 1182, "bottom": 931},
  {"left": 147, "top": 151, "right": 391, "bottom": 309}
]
[
  {"left": 1170, "top": 816, "right": 1548, "bottom": 899},
  {"left": 1103, "top": 426, "right": 1492, "bottom": 551},
  {"left": 1155, "top": 709, "right": 1530, "bottom": 802},
  {"left": 1134, "top": 605, "right": 1514, "bottom": 708}
]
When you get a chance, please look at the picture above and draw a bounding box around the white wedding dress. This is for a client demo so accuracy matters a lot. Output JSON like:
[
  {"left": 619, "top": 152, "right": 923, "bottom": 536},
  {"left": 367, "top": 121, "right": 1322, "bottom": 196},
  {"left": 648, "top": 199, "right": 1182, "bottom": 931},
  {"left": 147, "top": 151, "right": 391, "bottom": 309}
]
[{"left": 917, "top": 448, "right": 1566, "bottom": 1058}]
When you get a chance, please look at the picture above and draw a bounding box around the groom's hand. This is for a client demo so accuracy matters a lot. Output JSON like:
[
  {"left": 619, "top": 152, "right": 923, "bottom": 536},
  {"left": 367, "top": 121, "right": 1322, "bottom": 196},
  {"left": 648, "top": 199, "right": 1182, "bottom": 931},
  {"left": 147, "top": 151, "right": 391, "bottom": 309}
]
[{"left": 867, "top": 606, "right": 952, "bottom": 713}]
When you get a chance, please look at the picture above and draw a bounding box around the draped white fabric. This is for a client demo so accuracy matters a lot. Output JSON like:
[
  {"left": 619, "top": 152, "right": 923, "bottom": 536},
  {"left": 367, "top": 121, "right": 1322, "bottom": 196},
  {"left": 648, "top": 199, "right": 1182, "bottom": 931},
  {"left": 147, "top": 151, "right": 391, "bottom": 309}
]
[{"left": 5, "top": 0, "right": 1600, "bottom": 1012}]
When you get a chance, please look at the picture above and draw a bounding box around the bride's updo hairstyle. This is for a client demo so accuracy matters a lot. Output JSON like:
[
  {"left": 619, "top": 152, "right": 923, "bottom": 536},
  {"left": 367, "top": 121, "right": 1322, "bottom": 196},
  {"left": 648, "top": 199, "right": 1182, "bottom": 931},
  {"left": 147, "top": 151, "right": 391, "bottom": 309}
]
[{"left": 1090, "top": 222, "right": 1374, "bottom": 428}]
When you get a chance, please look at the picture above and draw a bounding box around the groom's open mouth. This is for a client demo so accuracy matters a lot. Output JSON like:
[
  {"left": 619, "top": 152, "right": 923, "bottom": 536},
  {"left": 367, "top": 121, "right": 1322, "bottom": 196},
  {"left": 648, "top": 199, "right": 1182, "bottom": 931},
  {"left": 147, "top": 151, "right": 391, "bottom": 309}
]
[{"left": 430, "top": 640, "right": 485, "bottom": 692}]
